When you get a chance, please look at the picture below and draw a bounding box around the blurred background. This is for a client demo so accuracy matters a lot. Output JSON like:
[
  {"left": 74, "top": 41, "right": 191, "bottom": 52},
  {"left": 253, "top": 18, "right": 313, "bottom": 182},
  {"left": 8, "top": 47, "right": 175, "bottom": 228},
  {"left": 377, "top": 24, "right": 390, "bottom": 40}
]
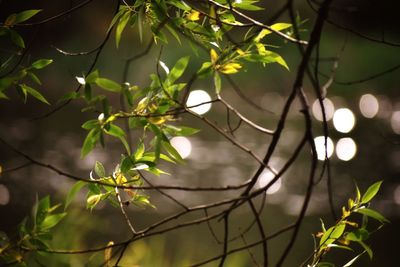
[{"left": 1, "top": 0, "right": 400, "bottom": 266}]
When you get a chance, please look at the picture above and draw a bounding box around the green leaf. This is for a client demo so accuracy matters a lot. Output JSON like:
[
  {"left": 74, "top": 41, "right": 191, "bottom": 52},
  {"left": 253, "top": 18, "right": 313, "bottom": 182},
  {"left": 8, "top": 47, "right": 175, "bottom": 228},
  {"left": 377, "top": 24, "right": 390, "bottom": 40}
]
[
  {"left": 254, "top": 23, "right": 292, "bottom": 42},
  {"left": 214, "top": 71, "right": 221, "bottom": 94},
  {"left": 134, "top": 142, "right": 145, "bottom": 160},
  {"left": 166, "top": 56, "right": 190, "bottom": 86},
  {"left": 82, "top": 120, "right": 99, "bottom": 130},
  {"left": 20, "top": 84, "right": 50, "bottom": 104},
  {"left": 28, "top": 72, "right": 41, "bottom": 85},
  {"left": 141, "top": 152, "right": 175, "bottom": 163},
  {"left": 9, "top": 30, "right": 25, "bottom": 48},
  {"left": 39, "top": 213, "right": 66, "bottom": 230},
  {"left": 361, "top": 181, "right": 382, "bottom": 203},
  {"left": 35, "top": 196, "right": 50, "bottom": 226},
  {"left": 95, "top": 161, "right": 106, "bottom": 177},
  {"left": 105, "top": 124, "right": 125, "bottom": 138},
  {"left": 86, "top": 70, "right": 99, "bottom": 84},
  {"left": 95, "top": 78, "right": 121, "bottom": 92},
  {"left": 31, "top": 59, "right": 53, "bottom": 69},
  {"left": 197, "top": 62, "right": 213, "bottom": 77},
  {"left": 81, "top": 128, "right": 100, "bottom": 158},
  {"left": 84, "top": 84, "right": 92, "bottom": 101},
  {"left": 319, "top": 223, "right": 345, "bottom": 247},
  {"left": 119, "top": 136, "right": 131, "bottom": 154},
  {"left": 162, "top": 140, "right": 184, "bottom": 163},
  {"left": 164, "top": 125, "right": 200, "bottom": 136},
  {"left": 129, "top": 117, "right": 147, "bottom": 128},
  {"left": 87, "top": 183, "right": 101, "bottom": 195},
  {"left": 234, "top": 1, "right": 263, "bottom": 11},
  {"left": 355, "top": 208, "right": 389, "bottom": 223},
  {"left": 65, "top": 181, "right": 86, "bottom": 210},
  {"left": 165, "top": 24, "right": 181, "bottom": 44},
  {"left": 359, "top": 241, "right": 373, "bottom": 259},
  {"left": 15, "top": 10, "right": 42, "bottom": 24},
  {"left": 116, "top": 11, "right": 130, "bottom": 48},
  {"left": 107, "top": 7, "right": 125, "bottom": 33},
  {"left": 120, "top": 156, "right": 134, "bottom": 173},
  {"left": 345, "top": 228, "right": 369, "bottom": 242}
]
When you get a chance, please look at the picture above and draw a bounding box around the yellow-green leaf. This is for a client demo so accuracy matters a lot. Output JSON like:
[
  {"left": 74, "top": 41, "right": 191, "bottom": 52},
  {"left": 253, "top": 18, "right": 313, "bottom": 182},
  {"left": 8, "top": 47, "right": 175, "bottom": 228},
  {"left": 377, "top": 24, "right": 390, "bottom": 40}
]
[
  {"left": 361, "top": 180, "right": 382, "bottom": 203},
  {"left": 20, "top": 84, "right": 50, "bottom": 104},
  {"left": 15, "top": 9, "right": 42, "bottom": 24},
  {"left": 210, "top": 49, "right": 218, "bottom": 64},
  {"left": 95, "top": 78, "right": 121, "bottom": 92},
  {"left": 31, "top": 59, "right": 53, "bottom": 69}
]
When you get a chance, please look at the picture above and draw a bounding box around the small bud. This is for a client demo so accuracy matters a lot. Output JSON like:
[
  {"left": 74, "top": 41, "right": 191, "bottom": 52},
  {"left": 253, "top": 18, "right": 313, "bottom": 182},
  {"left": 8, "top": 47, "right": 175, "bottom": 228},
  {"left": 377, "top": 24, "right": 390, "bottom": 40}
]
[{"left": 98, "top": 113, "right": 105, "bottom": 122}]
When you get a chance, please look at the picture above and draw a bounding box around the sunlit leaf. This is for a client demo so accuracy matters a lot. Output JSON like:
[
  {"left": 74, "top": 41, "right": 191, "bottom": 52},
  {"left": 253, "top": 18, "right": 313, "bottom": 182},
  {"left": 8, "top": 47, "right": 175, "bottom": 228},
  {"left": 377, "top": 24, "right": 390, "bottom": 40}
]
[
  {"left": 319, "top": 223, "right": 345, "bottom": 247},
  {"left": 116, "top": 11, "right": 130, "bottom": 48},
  {"left": 95, "top": 161, "right": 106, "bottom": 177},
  {"left": 20, "top": 84, "right": 50, "bottom": 104},
  {"left": 345, "top": 228, "right": 369, "bottom": 242},
  {"left": 197, "top": 62, "right": 213, "bottom": 77},
  {"left": 14, "top": 10, "right": 41, "bottom": 24},
  {"left": 162, "top": 140, "right": 184, "bottom": 163},
  {"left": 166, "top": 56, "right": 190, "bottom": 86},
  {"left": 361, "top": 180, "right": 382, "bottom": 204},
  {"left": 355, "top": 208, "right": 389, "bottom": 223},
  {"left": 31, "top": 59, "right": 53, "bottom": 69},
  {"left": 210, "top": 49, "right": 219, "bottom": 64},
  {"left": 255, "top": 23, "right": 292, "bottom": 42},
  {"left": 105, "top": 124, "right": 125, "bottom": 138},
  {"left": 40, "top": 213, "right": 66, "bottom": 230},
  {"left": 164, "top": 125, "right": 200, "bottom": 136},
  {"left": 134, "top": 142, "right": 145, "bottom": 160},
  {"left": 95, "top": 78, "right": 121, "bottom": 92}
]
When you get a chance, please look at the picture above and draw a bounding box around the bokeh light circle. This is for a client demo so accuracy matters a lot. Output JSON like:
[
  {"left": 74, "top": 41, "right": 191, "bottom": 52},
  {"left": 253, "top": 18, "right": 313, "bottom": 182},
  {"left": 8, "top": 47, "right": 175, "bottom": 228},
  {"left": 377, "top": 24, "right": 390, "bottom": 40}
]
[
  {"left": 359, "top": 94, "right": 379, "bottom": 118},
  {"left": 336, "top": 137, "right": 357, "bottom": 161},
  {"left": 258, "top": 170, "right": 281, "bottom": 195},
  {"left": 314, "top": 136, "right": 334, "bottom": 161},
  {"left": 312, "top": 98, "right": 335, "bottom": 121},
  {"left": 186, "top": 90, "right": 212, "bottom": 115},
  {"left": 170, "top": 137, "right": 192, "bottom": 159},
  {"left": 333, "top": 108, "right": 355, "bottom": 133}
]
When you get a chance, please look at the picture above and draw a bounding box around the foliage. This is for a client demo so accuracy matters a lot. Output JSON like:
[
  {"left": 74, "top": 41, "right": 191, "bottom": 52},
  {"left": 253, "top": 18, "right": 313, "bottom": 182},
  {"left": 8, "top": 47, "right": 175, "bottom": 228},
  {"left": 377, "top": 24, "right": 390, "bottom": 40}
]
[
  {"left": 0, "top": 0, "right": 389, "bottom": 266},
  {"left": 308, "top": 181, "right": 388, "bottom": 267}
]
